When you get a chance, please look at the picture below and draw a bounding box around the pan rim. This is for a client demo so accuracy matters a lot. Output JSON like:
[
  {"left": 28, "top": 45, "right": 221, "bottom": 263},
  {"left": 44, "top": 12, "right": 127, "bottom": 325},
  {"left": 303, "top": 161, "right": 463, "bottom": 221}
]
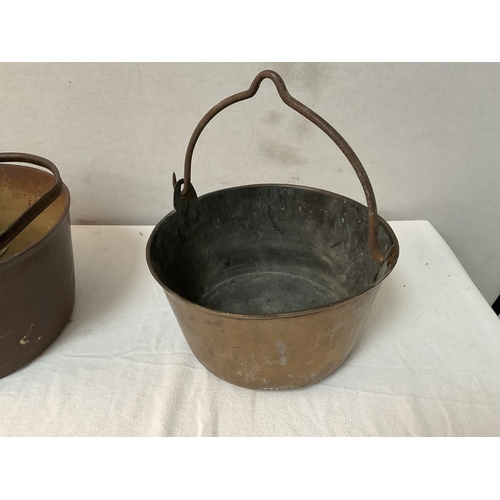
[{"left": 146, "top": 182, "right": 399, "bottom": 320}]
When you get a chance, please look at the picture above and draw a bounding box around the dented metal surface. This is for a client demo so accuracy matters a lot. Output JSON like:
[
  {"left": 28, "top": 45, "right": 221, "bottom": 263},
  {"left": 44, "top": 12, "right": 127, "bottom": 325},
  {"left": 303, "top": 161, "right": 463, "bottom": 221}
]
[
  {"left": 146, "top": 70, "right": 399, "bottom": 389},
  {"left": 0, "top": 154, "right": 75, "bottom": 378}
]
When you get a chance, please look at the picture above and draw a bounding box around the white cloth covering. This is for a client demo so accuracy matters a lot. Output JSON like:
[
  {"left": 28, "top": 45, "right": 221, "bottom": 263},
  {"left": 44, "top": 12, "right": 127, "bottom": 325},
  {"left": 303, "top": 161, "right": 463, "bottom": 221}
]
[{"left": 1, "top": 221, "right": 499, "bottom": 436}]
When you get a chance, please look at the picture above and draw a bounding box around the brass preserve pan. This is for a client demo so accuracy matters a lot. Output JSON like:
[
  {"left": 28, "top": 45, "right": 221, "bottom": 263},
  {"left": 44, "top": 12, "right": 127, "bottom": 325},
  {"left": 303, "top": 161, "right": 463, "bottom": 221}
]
[
  {"left": 147, "top": 71, "right": 399, "bottom": 389},
  {"left": 0, "top": 153, "right": 75, "bottom": 378}
]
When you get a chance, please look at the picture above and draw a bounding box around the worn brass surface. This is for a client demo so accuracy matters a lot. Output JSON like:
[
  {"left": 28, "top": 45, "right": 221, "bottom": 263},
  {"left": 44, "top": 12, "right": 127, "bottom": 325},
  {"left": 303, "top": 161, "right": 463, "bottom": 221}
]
[{"left": 166, "top": 285, "right": 379, "bottom": 389}]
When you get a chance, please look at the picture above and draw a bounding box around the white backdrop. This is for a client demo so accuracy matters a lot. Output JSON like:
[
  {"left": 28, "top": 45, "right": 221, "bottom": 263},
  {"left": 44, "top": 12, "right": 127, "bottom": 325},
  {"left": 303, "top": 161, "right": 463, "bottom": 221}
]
[{"left": 1, "top": 62, "right": 498, "bottom": 303}]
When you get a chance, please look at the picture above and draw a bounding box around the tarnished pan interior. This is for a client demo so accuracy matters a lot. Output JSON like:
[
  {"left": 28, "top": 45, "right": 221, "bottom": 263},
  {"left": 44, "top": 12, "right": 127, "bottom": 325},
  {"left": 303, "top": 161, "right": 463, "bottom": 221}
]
[
  {"left": 149, "top": 184, "right": 396, "bottom": 316},
  {"left": 0, "top": 165, "right": 68, "bottom": 261}
]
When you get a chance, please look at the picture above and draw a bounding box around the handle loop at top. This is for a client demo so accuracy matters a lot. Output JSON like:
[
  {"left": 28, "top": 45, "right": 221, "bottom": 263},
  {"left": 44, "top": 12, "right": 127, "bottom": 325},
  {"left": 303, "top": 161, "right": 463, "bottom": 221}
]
[{"left": 177, "top": 70, "right": 385, "bottom": 264}]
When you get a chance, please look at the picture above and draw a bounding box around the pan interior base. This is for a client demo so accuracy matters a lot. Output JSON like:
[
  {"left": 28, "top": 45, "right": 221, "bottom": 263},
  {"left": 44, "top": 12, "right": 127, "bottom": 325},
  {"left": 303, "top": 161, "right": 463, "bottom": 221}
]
[{"left": 197, "top": 269, "right": 349, "bottom": 315}]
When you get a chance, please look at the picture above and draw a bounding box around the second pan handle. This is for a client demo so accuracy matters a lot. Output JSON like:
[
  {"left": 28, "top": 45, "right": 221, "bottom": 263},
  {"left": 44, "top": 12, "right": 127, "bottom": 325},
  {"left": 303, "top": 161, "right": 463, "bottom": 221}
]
[{"left": 0, "top": 153, "right": 63, "bottom": 251}]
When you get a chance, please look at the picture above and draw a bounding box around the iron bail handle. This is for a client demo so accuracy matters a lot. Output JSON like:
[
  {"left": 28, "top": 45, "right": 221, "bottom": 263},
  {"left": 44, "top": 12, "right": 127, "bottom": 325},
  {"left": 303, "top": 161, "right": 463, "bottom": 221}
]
[
  {"left": 176, "top": 69, "right": 386, "bottom": 264},
  {"left": 0, "top": 152, "right": 63, "bottom": 250}
]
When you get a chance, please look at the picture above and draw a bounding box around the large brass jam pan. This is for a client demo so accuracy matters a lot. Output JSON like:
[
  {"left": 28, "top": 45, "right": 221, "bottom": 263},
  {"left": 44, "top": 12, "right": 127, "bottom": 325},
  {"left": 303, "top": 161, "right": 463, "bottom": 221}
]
[{"left": 147, "top": 71, "right": 399, "bottom": 389}]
